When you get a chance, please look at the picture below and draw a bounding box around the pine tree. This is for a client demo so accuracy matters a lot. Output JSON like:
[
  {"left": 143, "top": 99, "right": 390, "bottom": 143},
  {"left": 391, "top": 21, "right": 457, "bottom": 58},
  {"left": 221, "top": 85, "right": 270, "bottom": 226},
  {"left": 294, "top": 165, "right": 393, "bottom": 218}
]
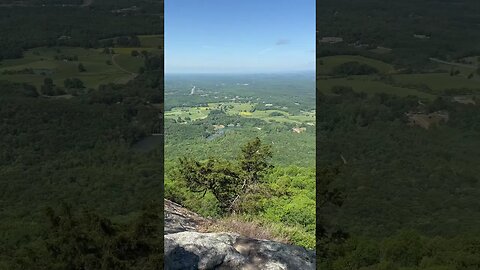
[{"left": 177, "top": 138, "right": 273, "bottom": 214}]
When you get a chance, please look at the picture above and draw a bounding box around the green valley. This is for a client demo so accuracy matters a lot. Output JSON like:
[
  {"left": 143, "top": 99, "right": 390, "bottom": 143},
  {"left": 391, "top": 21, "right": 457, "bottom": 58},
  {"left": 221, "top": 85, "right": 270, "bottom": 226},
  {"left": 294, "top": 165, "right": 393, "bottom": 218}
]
[{"left": 164, "top": 73, "right": 317, "bottom": 248}]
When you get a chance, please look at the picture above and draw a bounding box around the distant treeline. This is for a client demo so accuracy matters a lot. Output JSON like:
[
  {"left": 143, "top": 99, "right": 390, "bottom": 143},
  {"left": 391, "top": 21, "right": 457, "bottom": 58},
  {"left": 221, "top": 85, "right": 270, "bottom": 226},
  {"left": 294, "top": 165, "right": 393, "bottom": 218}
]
[
  {"left": 0, "top": 0, "right": 162, "bottom": 60},
  {"left": 317, "top": 0, "right": 480, "bottom": 70}
]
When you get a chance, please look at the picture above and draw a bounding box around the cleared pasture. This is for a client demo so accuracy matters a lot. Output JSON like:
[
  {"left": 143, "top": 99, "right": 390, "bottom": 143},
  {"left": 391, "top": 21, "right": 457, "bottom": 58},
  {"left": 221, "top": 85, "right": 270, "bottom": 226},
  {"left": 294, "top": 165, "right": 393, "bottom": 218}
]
[
  {"left": 165, "top": 102, "right": 316, "bottom": 125},
  {"left": 318, "top": 55, "right": 395, "bottom": 75},
  {"left": 138, "top": 35, "right": 163, "bottom": 48},
  {"left": 318, "top": 76, "right": 436, "bottom": 100},
  {"left": 113, "top": 54, "right": 144, "bottom": 74},
  {"left": 315, "top": 55, "right": 480, "bottom": 99},
  {"left": 0, "top": 42, "right": 161, "bottom": 88},
  {"left": 165, "top": 106, "right": 210, "bottom": 121},
  {"left": 393, "top": 73, "right": 480, "bottom": 93}
]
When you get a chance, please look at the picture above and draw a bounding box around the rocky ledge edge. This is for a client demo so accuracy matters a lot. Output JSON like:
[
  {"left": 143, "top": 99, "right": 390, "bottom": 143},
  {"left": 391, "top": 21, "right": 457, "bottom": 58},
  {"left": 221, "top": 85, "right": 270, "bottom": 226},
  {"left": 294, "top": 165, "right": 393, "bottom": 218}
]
[{"left": 164, "top": 200, "right": 316, "bottom": 270}]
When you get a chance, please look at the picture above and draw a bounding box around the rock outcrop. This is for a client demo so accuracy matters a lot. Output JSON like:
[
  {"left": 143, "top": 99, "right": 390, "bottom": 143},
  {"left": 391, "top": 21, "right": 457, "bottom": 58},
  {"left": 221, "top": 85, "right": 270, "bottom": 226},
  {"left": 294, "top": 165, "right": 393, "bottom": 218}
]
[
  {"left": 164, "top": 199, "right": 210, "bottom": 234},
  {"left": 164, "top": 200, "right": 316, "bottom": 270}
]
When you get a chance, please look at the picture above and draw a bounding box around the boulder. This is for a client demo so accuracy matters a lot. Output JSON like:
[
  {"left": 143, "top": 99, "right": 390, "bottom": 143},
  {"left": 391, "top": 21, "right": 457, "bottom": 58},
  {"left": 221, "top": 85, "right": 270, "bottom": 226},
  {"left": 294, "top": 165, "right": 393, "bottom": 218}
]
[
  {"left": 164, "top": 199, "right": 209, "bottom": 234},
  {"left": 164, "top": 199, "right": 315, "bottom": 270},
  {"left": 165, "top": 232, "right": 315, "bottom": 270}
]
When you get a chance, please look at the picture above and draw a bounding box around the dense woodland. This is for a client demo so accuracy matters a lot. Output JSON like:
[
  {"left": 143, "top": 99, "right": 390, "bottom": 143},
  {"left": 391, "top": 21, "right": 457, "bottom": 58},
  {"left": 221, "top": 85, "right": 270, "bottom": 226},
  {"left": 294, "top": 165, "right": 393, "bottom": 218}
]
[
  {"left": 0, "top": 0, "right": 162, "bottom": 60},
  {"left": 2, "top": 0, "right": 480, "bottom": 268},
  {"left": 317, "top": 0, "right": 480, "bottom": 269},
  {"left": 317, "top": 0, "right": 480, "bottom": 70},
  {"left": 0, "top": 70, "right": 164, "bottom": 267},
  {"left": 319, "top": 90, "right": 480, "bottom": 233},
  {"left": 0, "top": 0, "right": 164, "bottom": 267},
  {"left": 317, "top": 90, "right": 480, "bottom": 270}
]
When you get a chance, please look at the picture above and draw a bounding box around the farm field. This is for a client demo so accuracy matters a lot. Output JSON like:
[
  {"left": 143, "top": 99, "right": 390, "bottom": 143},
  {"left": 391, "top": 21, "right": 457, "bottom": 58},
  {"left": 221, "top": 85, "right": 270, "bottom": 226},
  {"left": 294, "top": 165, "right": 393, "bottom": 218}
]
[
  {"left": 392, "top": 73, "right": 480, "bottom": 92},
  {"left": 318, "top": 76, "right": 436, "bottom": 99},
  {"left": 0, "top": 35, "right": 162, "bottom": 89},
  {"left": 318, "top": 54, "right": 480, "bottom": 99},
  {"left": 165, "top": 101, "right": 316, "bottom": 125},
  {"left": 136, "top": 35, "right": 163, "bottom": 48},
  {"left": 164, "top": 75, "right": 316, "bottom": 168},
  {"left": 318, "top": 55, "right": 395, "bottom": 75}
]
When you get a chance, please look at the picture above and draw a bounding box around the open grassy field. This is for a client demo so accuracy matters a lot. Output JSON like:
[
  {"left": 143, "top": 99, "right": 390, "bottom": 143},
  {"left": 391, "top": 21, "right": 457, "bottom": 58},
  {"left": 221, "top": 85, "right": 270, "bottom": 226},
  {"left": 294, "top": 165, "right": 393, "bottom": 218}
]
[
  {"left": 113, "top": 53, "right": 145, "bottom": 74},
  {"left": 247, "top": 110, "right": 315, "bottom": 124},
  {"left": 393, "top": 73, "right": 480, "bottom": 93},
  {"left": 0, "top": 47, "right": 133, "bottom": 88},
  {"left": 165, "top": 102, "right": 316, "bottom": 125},
  {"left": 318, "top": 55, "right": 480, "bottom": 99},
  {"left": 318, "top": 55, "right": 395, "bottom": 75},
  {"left": 436, "top": 63, "right": 477, "bottom": 76},
  {"left": 318, "top": 75, "right": 436, "bottom": 100},
  {"left": 165, "top": 106, "right": 211, "bottom": 121},
  {"left": 0, "top": 35, "right": 162, "bottom": 89},
  {"left": 137, "top": 35, "right": 163, "bottom": 48}
]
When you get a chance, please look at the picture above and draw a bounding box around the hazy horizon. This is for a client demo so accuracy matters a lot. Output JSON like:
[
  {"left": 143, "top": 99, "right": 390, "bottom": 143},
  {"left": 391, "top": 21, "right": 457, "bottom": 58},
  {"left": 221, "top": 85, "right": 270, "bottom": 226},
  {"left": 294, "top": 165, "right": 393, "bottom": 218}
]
[
  {"left": 165, "top": 0, "right": 315, "bottom": 74},
  {"left": 164, "top": 70, "right": 315, "bottom": 76}
]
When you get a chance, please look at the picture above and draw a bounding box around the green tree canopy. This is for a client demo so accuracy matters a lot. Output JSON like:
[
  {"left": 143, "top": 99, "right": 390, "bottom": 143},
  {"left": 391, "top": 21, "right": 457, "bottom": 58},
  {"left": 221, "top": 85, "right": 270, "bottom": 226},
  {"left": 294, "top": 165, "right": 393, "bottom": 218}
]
[{"left": 176, "top": 137, "right": 273, "bottom": 214}]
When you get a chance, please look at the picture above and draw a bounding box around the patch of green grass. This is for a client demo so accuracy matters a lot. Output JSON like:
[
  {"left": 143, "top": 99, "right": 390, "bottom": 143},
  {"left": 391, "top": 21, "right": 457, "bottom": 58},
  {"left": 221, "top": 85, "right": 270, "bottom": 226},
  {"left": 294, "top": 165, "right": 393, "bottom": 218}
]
[
  {"left": 165, "top": 106, "right": 210, "bottom": 121},
  {"left": 113, "top": 47, "right": 161, "bottom": 55},
  {"left": 215, "top": 102, "right": 314, "bottom": 124},
  {"left": 242, "top": 109, "right": 315, "bottom": 125},
  {"left": 393, "top": 73, "right": 480, "bottom": 92},
  {"left": 114, "top": 54, "right": 145, "bottom": 73},
  {"left": 316, "top": 55, "right": 480, "bottom": 100},
  {"left": 436, "top": 63, "right": 476, "bottom": 76},
  {"left": 318, "top": 76, "right": 436, "bottom": 100},
  {"left": 0, "top": 44, "right": 161, "bottom": 89},
  {"left": 318, "top": 55, "right": 395, "bottom": 75},
  {"left": 138, "top": 35, "right": 163, "bottom": 48},
  {"left": 165, "top": 102, "right": 316, "bottom": 125}
]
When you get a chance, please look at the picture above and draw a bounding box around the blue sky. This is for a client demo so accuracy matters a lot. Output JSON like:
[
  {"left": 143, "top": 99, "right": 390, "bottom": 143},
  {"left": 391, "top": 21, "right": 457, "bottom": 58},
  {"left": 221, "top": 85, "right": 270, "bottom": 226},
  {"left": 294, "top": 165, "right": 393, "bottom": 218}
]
[{"left": 165, "top": 0, "right": 315, "bottom": 74}]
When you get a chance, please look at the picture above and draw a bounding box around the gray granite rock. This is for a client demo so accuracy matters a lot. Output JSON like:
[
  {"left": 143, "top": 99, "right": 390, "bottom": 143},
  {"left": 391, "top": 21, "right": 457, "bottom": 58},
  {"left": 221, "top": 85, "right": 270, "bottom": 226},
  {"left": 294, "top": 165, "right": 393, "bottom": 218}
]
[{"left": 164, "top": 200, "right": 315, "bottom": 270}]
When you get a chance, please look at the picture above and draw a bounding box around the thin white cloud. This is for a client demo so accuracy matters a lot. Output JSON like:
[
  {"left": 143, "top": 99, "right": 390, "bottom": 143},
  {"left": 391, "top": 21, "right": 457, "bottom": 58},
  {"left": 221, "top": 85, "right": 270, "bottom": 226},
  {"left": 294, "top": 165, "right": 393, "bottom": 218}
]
[{"left": 258, "top": 47, "right": 273, "bottom": 55}]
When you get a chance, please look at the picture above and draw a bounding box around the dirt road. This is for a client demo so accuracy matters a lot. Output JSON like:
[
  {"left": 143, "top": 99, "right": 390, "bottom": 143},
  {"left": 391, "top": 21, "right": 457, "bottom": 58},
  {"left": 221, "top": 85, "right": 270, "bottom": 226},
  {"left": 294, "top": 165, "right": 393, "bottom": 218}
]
[{"left": 429, "top": 57, "right": 477, "bottom": 69}]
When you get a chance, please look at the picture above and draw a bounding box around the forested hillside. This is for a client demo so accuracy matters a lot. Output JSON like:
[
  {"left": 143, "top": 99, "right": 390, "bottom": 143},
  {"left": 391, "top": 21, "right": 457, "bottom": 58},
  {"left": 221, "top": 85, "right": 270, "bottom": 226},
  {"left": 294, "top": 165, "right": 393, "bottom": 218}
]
[
  {"left": 164, "top": 74, "right": 316, "bottom": 249},
  {"left": 0, "top": 0, "right": 164, "bottom": 268},
  {"left": 317, "top": 0, "right": 480, "bottom": 269},
  {"left": 317, "top": 0, "right": 480, "bottom": 69},
  {"left": 0, "top": 0, "right": 162, "bottom": 60},
  {"left": 0, "top": 72, "right": 164, "bottom": 268}
]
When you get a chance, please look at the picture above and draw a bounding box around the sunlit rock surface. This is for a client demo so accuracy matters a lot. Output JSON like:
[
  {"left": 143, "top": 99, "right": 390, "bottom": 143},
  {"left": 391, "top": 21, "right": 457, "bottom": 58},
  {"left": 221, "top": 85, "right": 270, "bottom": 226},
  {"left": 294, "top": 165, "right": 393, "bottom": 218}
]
[{"left": 164, "top": 200, "right": 315, "bottom": 270}]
